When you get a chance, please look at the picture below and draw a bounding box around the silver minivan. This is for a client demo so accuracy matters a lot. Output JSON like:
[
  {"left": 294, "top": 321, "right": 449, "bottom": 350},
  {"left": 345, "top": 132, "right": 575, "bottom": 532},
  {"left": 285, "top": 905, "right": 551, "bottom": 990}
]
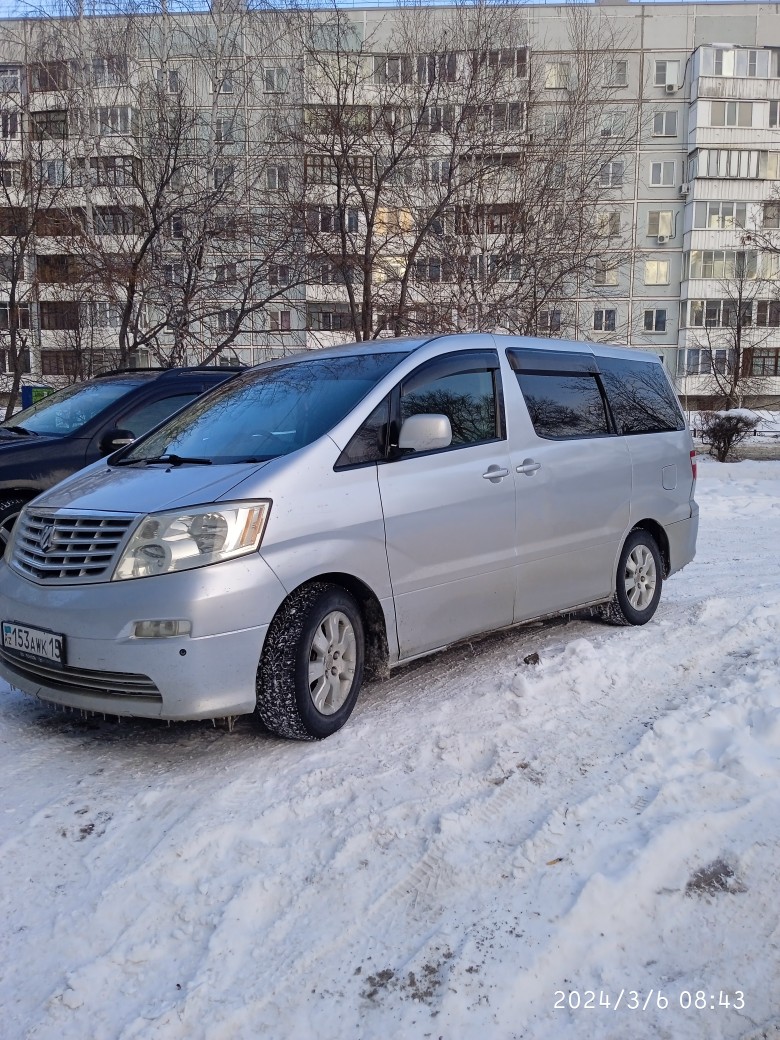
[{"left": 0, "top": 334, "right": 698, "bottom": 739}]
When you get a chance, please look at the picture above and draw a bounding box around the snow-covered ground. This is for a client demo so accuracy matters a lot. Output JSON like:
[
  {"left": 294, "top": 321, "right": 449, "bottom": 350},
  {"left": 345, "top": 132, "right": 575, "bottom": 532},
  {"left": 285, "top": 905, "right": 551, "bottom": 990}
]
[{"left": 1, "top": 459, "right": 779, "bottom": 1040}]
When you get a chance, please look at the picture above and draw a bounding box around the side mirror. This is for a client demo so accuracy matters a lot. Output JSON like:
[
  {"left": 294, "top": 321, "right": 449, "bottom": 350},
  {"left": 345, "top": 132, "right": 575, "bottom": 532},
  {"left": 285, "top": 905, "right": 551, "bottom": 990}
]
[
  {"left": 99, "top": 428, "right": 136, "bottom": 455},
  {"left": 398, "top": 413, "right": 452, "bottom": 453}
]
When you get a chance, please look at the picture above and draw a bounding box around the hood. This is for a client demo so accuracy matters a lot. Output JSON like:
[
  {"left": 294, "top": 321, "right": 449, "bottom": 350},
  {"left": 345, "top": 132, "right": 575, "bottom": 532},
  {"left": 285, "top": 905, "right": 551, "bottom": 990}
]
[
  {"left": 0, "top": 429, "right": 56, "bottom": 452},
  {"left": 31, "top": 457, "right": 271, "bottom": 515}
]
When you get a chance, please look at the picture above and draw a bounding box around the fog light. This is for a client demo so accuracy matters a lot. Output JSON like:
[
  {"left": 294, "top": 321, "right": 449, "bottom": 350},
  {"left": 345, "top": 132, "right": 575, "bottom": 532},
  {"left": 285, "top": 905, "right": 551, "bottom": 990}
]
[{"left": 133, "top": 619, "right": 192, "bottom": 639}]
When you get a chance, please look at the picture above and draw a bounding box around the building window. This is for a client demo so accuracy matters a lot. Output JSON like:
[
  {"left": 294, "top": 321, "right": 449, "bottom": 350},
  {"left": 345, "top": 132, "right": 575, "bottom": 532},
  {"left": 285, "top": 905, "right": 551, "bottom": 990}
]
[
  {"left": 157, "top": 68, "right": 180, "bottom": 93},
  {"left": 595, "top": 210, "right": 620, "bottom": 237},
  {"left": 0, "top": 302, "right": 30, "bottom": 329},
  {"left": 600, "top": 110, "right": 625, "bottom": 138},
  {"left": 652, "top": 111, "right": 677, "bottom": 137},
  {"left": 694, "top": 148, "right": 764, "bottom": 179},
  {"left": 644, "top": 260, "right": 670, "bottom": 285},
  {"left": 213, "top": 73, "right": 234, "bottom": 94},
  {"left": 215, "top": 116, "right": 234, "bottom": 144},
  {"left": 593, "top": 308, "right": 616, "bottom": 332},
  {"left": 217, "top": 309, "right": 239, "bottom": 333},
  {"left": 265, "top": 165, "right": 287, "bottom": 191},
  {"left": 308, "top": 309, "right": 354, "bottom": 332},
  {"left": 654, "top": 60, "right": 679, "bottom": 88},
  {"left": 162, "top": 263, "right": 184, "bottom": 286},
  {"left": 30, "top": 61, "right": 68, "bottom": 92},
  {"left": 40, "top": 301, "right": 80, "bottom": 330},
  {"left": 644, "top": 308, "right": 667, "bottom": 332},
  {"left": 1, "top": 111, "right": 18, "bottom": 140},
  {"left": 307, "top": 205, "right": 359, "bottom": 233},
  {"left": 91, "top": 56, "right": 126, "bottom": 87},
  {"left": 694, "top": 201, "right": 747, "bottom": 229},
  {"left": 714, "top": 48, "right": 759, "bottom": 78},
  {"left": 599, "top": 161, "right": 624, "bottom": 187},
  {"left": 269, "top": 308, "right": 291, "bottom": 332},
  {"left": 304, "top": 155, "right": 336, "bottom": 185},
  {"left": 352, "top": 156, "right": 374, "bottom": 184},
  {"left": 650, "top": 161, "right": 675, "bottom": 186},
  {"left": 374, "top": 54, "right": 414, "bottom": 85},
  {"left": 751, "top": 349, "right": 780, "bottom": 375},
  {"left": 92, "top": 301, "right": 121, "bottom": 328},
  {"left": 604, "top": 59, "right": 628, "bottom": 87},
  {"left": 268, "top": 263, "right": 290, "bottom": 286},
  {"left": 215, "top": 263, "right": 237, "bottom": 284},
  {"left": 763, "top": 202, "right": 780, "bottom": 229},
  {"left": 755, "top": 301, "right": 780, "bottom": 327},
  {"left": 214, "top": 164, "right": 236, "bottom": 190},
  {"left": 711, "top": 101, "right": 753, "bottom": 128},
  {"left": 545, "top": 62, "right": 570, "bottom": 90},
  {"left": 421, "top": 105, "right": 456, "bottom": 133},
  {"left": 594, "top": 260, "right": 619, "bottom": 286},
  {"left": 686, "top": 249, "right": 757, "bottom": 280},
  {"left": 95, "top": 206, "right": 137, "bottom": 234},
  {"left": 36, "top": 159, "right": 67, "bottom": 186},
  {"left": 647, "top": 210, "right": 673, "bottom": 237},
  {"left": 539, "top": 308, "right": 561, "bottom": 333},
  {"left": 414, "top": 257, "right": 453, "bottom": 283},
  {"left": 0, "top": 66, "right": 21, "bottom": 92},
  {"left": 417, "top": 52, "right": 458, "bottom": 85},
  {"left": 475, "top": 47, "right": 528, "bottom": 79},
  {"left": 263, "top": 67, "right": 288, "bottom": 93},
  {"left": 91, "top": 106, "right": 132, "bottom": 136},
  {"left": 30, "top": 110, "right": 68, "bottom": 141}
]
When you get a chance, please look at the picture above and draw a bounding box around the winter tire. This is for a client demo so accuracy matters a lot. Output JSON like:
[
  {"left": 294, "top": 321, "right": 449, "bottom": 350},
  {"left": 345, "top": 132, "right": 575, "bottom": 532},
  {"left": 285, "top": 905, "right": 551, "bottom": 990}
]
[
  {"left": 255, "top": 582, "right": 365, "bottom": 740},
  {"left": 0, "top": 495, "right": 28, "bottom": 552},
  {"left": 601, "top": 529, "right": 663, "bottom": 627}
]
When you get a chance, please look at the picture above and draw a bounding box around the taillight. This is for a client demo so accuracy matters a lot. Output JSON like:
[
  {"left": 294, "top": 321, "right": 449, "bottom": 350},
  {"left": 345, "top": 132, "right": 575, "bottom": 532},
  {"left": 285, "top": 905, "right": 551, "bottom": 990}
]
[{"left": 690, "top": 449, "right": 697, "bottom": 480}]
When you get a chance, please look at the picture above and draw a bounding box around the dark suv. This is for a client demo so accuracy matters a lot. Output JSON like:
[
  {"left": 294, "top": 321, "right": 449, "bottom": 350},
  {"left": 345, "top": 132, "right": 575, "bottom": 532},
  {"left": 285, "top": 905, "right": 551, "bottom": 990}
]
[{"left": 0, "top": 366, "right": 242, "bottom": 547}]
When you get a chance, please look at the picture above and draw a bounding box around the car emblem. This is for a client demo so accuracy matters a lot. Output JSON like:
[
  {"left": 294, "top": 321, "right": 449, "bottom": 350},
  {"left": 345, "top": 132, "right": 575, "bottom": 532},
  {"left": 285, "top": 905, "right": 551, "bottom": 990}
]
[{"left": 39, "top": 523, "right": 55, "bottom": 554}]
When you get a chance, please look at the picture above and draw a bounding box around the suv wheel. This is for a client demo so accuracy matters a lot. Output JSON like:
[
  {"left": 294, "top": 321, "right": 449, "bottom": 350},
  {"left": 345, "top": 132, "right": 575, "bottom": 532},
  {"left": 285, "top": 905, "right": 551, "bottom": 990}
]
[
  {"left": 255, "top": 582, "right": 365, "bottom": 740},
  {"left": 601, "top": 529, "right": 663, "bottom": 626}
]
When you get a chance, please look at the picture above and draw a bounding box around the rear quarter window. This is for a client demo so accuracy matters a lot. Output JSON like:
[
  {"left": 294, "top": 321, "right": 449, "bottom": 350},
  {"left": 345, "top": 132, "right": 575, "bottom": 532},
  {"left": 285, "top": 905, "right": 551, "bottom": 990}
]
[
  {"left": 598, "top": 356, "right": 685, "bottom": 435},
  {"left": 515, "top": 371, "right": 610, "bottom": 440}
]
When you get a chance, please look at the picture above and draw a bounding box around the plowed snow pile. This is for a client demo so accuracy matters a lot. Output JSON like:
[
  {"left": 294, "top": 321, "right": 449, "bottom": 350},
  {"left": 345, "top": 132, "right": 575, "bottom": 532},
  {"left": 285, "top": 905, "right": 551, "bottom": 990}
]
[{"left": 1, "top": 458, "right": 778, "bottom": 1040}]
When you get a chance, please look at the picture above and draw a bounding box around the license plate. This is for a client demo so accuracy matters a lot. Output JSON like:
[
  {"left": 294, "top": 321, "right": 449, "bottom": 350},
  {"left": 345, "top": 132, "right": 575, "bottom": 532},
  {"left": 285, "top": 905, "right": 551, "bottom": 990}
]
[{"left": 2, "top": 621, "right": 66, "bottom": 668}]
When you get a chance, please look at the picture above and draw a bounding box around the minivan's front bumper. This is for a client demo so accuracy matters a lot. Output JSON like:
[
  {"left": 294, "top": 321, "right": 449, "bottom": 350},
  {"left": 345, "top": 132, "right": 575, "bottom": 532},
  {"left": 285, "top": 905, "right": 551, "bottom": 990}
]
[
  {"left": 665, "top": 504, "right": 699, "bottom": 576},
  {"left": 0, "top": 555, "right": 288, "bottom": 720}
]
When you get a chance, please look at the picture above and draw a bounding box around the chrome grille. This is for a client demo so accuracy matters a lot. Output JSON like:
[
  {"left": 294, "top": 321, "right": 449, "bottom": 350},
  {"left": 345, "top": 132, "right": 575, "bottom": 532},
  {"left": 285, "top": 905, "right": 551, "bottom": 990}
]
[
  {"left": 0, "top": 648, "right": 162, "bottom": 701},
  {"left": 12, "top": 509, "right": 135, "bottom": 583}
]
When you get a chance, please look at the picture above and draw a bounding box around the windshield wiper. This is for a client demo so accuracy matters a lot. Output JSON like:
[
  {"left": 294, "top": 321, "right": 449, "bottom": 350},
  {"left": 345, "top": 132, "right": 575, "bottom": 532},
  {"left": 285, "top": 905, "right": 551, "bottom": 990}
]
[
  {"left": 114, "top": 453, "right": 213, "bottom": 467},
  {"left": 0, "top": 425, "right": 34, "bottom": 436}
]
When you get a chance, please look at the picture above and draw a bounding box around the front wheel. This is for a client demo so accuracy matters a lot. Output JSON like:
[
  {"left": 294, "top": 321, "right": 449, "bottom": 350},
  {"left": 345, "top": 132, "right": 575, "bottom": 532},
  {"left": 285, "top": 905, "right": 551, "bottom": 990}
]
[
  {"left": 255, "top": 582, "right": 365, "bottom": 740},
  {"left": 0, "top": 495, "right": 28, "bottom": 553},
  {"left": 601, "top": 529, "right": 663, "bottom": 626}
]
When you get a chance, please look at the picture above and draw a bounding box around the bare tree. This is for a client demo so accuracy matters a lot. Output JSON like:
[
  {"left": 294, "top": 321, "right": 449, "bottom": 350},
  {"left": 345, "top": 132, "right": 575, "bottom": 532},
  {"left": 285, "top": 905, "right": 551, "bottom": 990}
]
[{"left": 281, "top": 1, "right": 638, "bottom": 343}]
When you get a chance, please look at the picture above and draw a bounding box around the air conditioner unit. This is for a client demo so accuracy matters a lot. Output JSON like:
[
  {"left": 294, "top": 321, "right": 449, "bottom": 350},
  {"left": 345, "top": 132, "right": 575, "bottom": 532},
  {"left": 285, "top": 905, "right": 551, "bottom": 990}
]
[
  {"left": 679, "top": 182, "right": 690, "bottom": 196},
  {"left": 665, "top": 83, "right": 677, "bottom": 94},
  {"left": 657, "top": 234, "right": 669, "bottom": 244}
]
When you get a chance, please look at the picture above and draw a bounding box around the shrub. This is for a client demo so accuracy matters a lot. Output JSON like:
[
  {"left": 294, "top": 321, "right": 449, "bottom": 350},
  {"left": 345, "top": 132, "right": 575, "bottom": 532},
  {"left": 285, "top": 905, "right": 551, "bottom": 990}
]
[{"left": 699, "top": 410, "right": 759, "bottom": 463}]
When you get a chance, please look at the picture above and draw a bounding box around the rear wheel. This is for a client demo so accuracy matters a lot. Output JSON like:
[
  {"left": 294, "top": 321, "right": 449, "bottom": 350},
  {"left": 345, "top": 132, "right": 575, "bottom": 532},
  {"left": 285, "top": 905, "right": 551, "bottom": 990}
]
[
  {"left": 255, "top": 582, "right": 365, "bottom": 740},
  {"left": 602, "top": 529, "right": 663, "bottom": 626},
  {"left": 0, "top": 495, "right": 28, "bottom": 553}
]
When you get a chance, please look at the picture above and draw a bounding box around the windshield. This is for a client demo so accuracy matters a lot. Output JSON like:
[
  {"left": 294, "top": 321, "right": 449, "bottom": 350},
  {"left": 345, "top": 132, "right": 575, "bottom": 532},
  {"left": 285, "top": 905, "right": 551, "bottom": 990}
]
[
  {"left": 3, "top": 380, "right": 141, "bottom": 437},
  {"left": 119, "top": 352, "right": 409, "bottom": 465}
]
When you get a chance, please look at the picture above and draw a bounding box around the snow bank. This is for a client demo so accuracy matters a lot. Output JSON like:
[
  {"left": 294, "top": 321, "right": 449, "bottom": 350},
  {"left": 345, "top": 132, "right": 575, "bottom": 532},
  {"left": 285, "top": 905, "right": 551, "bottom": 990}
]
[{"left": 1, "top": 463, "right": 779, "bottom": 1040}]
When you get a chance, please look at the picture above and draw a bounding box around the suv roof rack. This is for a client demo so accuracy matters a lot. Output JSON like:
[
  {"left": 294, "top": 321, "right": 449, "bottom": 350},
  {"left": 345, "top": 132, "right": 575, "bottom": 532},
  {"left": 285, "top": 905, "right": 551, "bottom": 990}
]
[{"left": 94, "top": 364, "right": 248, "bottom": 379}]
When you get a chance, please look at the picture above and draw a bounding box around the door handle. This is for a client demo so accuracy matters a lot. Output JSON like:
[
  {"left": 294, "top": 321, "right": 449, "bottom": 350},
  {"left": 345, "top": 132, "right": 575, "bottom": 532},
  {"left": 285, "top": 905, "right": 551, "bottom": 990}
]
[
  {"left": 482, "top": 465, "right": 510, "bottom": 483},
  {"left": 517, "top": 458, "right": 541, "bottom": 476}
]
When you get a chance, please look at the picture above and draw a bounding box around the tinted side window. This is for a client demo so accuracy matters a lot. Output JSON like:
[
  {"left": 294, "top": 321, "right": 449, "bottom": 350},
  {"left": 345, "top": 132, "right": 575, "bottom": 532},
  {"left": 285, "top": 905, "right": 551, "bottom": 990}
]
[
  {"left": 119, "top": 393, "right": 200, "bottom": 438},
  {"left": 598, "top": 357, "right": 685, "bottom": 434},
  {"left": 335, "top": 398, "right": 389, "bottom": 468},
  {"left": 516, "top": 372, "right": 610, "bottom": 439},
  {"left": 400, "top": 365, "right": 499, "bottom": 447}
]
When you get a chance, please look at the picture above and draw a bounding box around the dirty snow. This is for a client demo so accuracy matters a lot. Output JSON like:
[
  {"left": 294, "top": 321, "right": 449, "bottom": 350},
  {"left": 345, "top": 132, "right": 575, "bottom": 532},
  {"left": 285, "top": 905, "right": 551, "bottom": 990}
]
[{"left": 1, "top": 458, "right": 779, "bottom": 1040}]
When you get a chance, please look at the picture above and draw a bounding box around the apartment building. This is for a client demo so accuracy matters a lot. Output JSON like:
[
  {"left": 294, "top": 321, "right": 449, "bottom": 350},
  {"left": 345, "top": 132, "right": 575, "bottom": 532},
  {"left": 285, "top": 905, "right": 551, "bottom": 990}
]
[{"left": 0, "top": 0, "right": 778, "bottom": 410}]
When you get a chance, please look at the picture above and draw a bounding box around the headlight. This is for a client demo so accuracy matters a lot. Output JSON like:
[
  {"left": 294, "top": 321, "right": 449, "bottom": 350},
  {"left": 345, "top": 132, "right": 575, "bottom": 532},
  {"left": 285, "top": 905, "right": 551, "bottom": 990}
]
[{"left": 112, "top": 501, "right": 271, "bottom": 581}]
